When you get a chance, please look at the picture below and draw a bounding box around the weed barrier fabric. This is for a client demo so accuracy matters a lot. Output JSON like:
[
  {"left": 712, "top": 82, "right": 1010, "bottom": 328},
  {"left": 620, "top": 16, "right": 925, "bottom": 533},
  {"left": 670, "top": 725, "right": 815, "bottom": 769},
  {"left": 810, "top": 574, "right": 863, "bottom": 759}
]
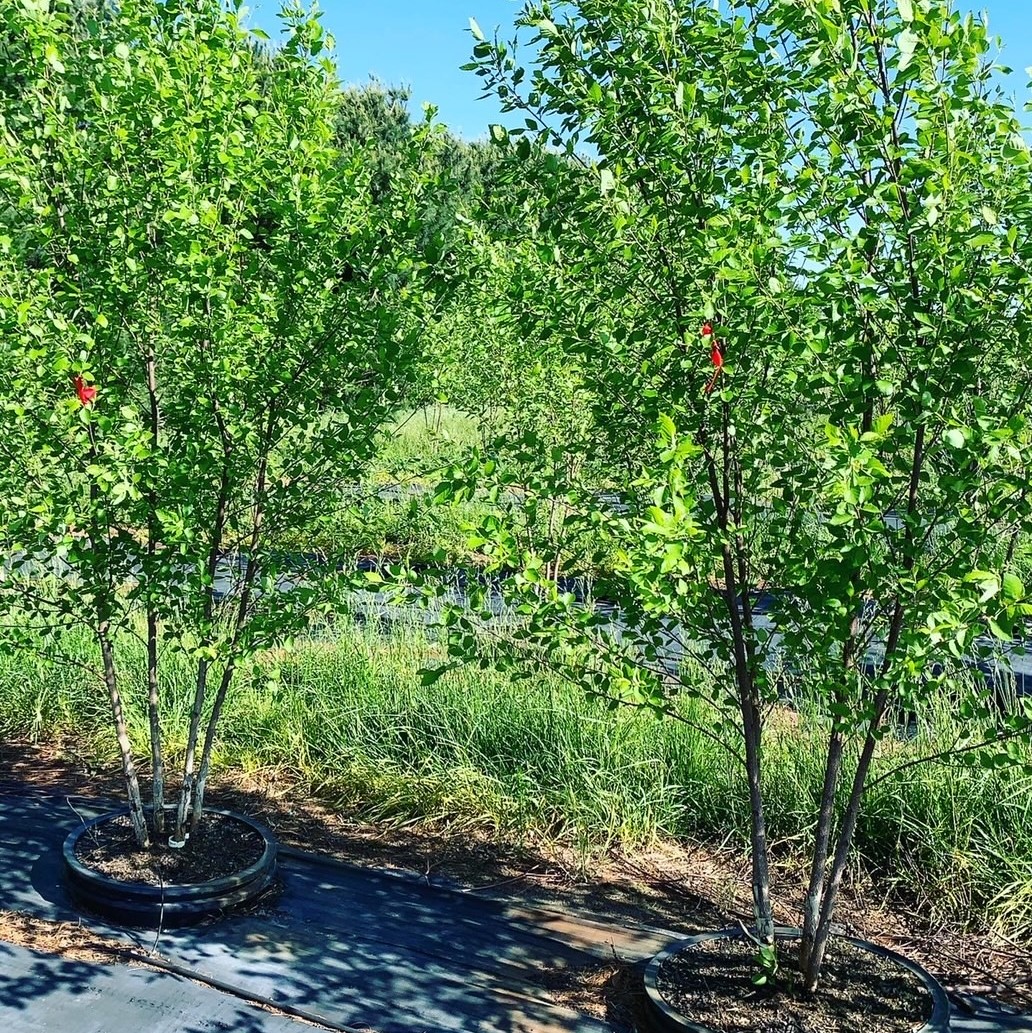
[
  {"left": 0, "top": 791, "right": 623, "bottom": 1032},
  {"left": 948, "top": 993, "right": 1032, "bottom": 1031},
  {"left": 3, "top": 790, "right": 1032, "bottom": 1033},
  {"left": 0, "top": 939, "right": 310, "bottom": 1033}
]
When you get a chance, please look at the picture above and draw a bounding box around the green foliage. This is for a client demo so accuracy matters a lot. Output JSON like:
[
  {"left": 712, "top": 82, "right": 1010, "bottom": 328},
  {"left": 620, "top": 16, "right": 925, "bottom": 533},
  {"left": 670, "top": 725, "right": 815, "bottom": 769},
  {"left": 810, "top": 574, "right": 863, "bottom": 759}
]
[
  {"left": 331, "top": 77, "right": 539, "bottom": 299},
  {"left": 0, "top": 0, "right": 431, "bottom": 634},
  {"left": 752, "top": 942, "right": 779, "bottom": 988},
  {"left": 0, "top": 0, "right": 438, "bottom": 839},
  {"left": 434, "top": 0, "right": 1032, "bottom": 983}
]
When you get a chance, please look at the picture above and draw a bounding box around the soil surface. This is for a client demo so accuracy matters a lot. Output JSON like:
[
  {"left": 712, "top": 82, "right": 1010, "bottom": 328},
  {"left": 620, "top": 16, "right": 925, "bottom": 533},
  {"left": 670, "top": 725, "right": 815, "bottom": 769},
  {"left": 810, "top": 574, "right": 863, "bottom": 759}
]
[
  {"left": 74, "top": 811, "right": 265, "bottom": 886},
  {"left": 657, "top": 936, "right": 931, "bottom": 1033}
]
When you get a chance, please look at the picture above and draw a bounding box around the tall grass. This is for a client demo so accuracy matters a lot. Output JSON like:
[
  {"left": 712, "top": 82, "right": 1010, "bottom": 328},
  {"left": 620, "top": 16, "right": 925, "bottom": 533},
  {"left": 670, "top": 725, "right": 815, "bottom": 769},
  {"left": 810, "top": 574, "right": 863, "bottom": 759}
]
[
  {"left": 371, "top": 406, "right": 481, "bottom": 480},
  {"left": 2, "top": 618, "right": 1031, "bottom": 935}
]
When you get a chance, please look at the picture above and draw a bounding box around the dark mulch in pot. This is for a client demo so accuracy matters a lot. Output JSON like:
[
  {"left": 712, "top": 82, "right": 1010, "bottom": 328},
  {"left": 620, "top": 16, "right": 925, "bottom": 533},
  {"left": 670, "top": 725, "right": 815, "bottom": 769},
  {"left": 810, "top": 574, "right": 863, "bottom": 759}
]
[
  {"left": 657, "top": 936, "right": 931, "bottom": 1033},
  {"left": 74, "top": 812, "right": 265, "bottom": 886}
]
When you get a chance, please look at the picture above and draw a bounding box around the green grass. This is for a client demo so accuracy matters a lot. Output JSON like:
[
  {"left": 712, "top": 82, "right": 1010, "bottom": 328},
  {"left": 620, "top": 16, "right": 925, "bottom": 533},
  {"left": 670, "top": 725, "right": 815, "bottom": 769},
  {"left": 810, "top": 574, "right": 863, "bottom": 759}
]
[
  {"left": 3, "top": 618, "right": 1032, "bottom": 937},
  {"left": 371, "top": 406, "right": 481, "bottom": 480},
  {"left": 269, "top": 405, "right": 487, "bottom": 563}
]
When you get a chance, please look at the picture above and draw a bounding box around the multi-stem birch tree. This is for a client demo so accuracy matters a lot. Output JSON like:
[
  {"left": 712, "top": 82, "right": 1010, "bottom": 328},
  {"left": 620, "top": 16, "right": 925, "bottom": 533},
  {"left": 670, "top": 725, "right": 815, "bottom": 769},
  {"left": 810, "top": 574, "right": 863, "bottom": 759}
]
[{"left": 0, "top": 0, "right": 436, "bottom": 848}]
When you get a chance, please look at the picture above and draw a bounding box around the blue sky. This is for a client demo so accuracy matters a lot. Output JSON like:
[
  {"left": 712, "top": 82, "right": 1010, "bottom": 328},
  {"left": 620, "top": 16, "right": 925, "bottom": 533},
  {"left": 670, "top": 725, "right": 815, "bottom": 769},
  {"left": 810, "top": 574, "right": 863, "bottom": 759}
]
[{"left": 248, "top": 1, "right": 1030, "bottom": 140}]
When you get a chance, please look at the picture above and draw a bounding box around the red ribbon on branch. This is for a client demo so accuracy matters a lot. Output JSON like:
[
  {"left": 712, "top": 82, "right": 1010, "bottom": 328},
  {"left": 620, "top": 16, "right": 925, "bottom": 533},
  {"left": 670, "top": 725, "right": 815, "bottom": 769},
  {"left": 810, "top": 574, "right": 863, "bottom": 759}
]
[
  {"left": 73, "top": 375, "right": 98, "bottom": 406},
  {"left": 701, "top": 323, "right": 724, "bottom": 395}
]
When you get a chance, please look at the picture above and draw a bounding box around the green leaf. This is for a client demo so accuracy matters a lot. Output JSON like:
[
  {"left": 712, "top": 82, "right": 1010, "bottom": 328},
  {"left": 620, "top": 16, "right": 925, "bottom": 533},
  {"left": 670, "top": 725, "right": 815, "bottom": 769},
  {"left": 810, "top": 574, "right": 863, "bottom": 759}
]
[
  {"left": 469, "top": 17, "right": 485, "bottom": 41},
  {"left": 114, "top": 41, "right": 130, "bottom": 60},
  {"left": 1003, "top": 573, "right": 1025, "bottom": 602},
  {"left": 660, "top": 542, "right": 684, "bottom": 573},
  {"left": 945, "top": 429, "right": 965, "bottom": 449},
  {"left": 419, "top": 664, "right": 455, "bottom": 686},
  {"left": 898, "top": 29, "right": 919, "bottom": 70},
  {"left": 896, "top": 0, "right": 914, "bottom": 22},
  {"left": 988, "top": 618, "right": 1011, "bottom": 641},
  {"left": 44, "top": 44, "right": 65, "bottom": 73}
]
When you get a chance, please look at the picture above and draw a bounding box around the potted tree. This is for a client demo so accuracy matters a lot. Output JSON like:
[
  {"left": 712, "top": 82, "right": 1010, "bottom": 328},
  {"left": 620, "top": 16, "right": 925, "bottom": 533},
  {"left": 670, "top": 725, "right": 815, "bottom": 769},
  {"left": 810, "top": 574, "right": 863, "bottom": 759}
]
[
  {"left": 0, "top": 0, "right": 435, "bottom": 924},
  {"left": 434, "top": 0, "right": 1032, "bottom": 1027}
]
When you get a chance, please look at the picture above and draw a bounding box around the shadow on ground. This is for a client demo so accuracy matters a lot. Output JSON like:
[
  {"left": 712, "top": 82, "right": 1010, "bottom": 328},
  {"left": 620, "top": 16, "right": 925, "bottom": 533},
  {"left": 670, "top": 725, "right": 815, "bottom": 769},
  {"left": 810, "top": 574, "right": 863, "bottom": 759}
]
[
  {"left": 0, "top": 938, "right": 318, "bottom": 1033},
  {"left": 0, "top": 784, "right": 676, "bottom": 1032},
  {"left": 0, "top": 739, "right": 730, "bottom": 932}
]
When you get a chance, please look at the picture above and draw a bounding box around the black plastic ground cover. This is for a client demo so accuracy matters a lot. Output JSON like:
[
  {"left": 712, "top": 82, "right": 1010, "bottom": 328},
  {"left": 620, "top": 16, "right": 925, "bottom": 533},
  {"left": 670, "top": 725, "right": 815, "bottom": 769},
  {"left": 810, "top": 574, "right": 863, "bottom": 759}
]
[
  {"left": 643, "top": 928, "right": 950, "bottom": 1033},
  {"left": 951, "top": 1002, "right": 1032, "bottom": 1033},
  {"left": 0, "top": 938, "right": 312, "bottom": 1033},
  {"left": 0, "top": 790, "right": 625, "bottom": 1032},
  {"left": 63, "top": 808, "right": 277, "bottom": 927}
]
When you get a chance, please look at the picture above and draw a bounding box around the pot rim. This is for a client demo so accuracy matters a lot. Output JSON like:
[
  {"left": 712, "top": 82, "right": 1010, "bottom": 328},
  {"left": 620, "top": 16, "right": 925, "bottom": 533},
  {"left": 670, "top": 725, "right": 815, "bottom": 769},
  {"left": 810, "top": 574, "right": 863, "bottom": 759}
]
[
  {"left": 642, "top": 926, "right": 950, "bottom": 1033},
  {"left": 62, "top": 806, "right": 277, "bottom": 901}
]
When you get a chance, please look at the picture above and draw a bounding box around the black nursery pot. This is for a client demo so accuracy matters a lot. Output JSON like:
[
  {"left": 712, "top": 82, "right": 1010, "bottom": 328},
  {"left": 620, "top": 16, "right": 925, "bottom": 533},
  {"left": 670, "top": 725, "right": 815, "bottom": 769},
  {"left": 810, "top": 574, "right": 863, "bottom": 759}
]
[
  {"left": 643, "top": 928, "right": 951, "bottom": 1033},
  {"left": 63, "top": 807, "right": 277, "bottom": 927}
]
